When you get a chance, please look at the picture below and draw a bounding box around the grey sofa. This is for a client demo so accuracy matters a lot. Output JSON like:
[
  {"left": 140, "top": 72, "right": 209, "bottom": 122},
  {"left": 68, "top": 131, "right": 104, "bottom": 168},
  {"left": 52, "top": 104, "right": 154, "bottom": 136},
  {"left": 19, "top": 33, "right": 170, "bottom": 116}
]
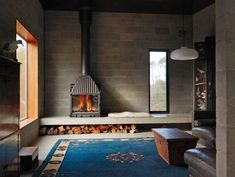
[{"left": 184, "top": 119, "right": 216, "bottom": 177}]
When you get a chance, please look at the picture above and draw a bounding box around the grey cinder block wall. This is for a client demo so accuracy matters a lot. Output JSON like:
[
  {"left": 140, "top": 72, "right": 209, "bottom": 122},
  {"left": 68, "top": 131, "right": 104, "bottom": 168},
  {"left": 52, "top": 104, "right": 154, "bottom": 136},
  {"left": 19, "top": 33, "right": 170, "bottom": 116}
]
[
  {"left": 44, "top": 11, "right": 194, "bottom": 116},
  {"left": 0, "top": 0, "right": 44, "bottom": 146},
  {"left": 193, "top": 4, "right": 215, "bottom": 43},
  {"left": 216, "top": 0, "right": 235, "bottom": 176}
]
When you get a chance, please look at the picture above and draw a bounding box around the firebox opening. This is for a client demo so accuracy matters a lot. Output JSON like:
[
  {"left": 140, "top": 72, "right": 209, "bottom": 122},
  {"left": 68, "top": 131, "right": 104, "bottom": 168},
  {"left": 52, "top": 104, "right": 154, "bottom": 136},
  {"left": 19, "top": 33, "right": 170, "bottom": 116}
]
[{"left": 72, "top": 95, "right": 99, "bottom": 113}]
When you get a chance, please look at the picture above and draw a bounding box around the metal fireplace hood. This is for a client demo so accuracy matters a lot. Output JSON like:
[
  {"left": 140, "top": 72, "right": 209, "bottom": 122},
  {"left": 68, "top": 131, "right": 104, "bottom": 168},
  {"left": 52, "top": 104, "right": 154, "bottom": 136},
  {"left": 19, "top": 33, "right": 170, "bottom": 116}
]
[
  {"left": 71, "top": 75, "right": 100, "bottom": 94},
  {"left": 70, "top": 75, "right": 101, "bottom": 117}
]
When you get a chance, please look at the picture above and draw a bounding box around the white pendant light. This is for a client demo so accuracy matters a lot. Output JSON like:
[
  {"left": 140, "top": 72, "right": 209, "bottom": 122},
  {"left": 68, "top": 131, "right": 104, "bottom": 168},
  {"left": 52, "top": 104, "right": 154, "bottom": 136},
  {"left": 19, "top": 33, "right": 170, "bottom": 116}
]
[
  {"left": 170, "top": 47, "right": 199, "bottom": 60},
  {"left": 170, "top": 1, "right": 199, "bottom": 61}
]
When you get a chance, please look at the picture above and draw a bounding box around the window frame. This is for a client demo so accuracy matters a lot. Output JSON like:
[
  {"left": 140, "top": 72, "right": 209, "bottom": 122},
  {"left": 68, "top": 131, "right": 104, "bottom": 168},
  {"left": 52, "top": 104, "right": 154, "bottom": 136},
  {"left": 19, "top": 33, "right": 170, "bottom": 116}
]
[
  {"left": 16, "top": 20, "right": 39, "bottom": 124},
  {"left": 148, "top": 49, "right": 169, "bottom": 113},
  {"left": 16, "top": 34, "right": 28, "bottom": 121}
]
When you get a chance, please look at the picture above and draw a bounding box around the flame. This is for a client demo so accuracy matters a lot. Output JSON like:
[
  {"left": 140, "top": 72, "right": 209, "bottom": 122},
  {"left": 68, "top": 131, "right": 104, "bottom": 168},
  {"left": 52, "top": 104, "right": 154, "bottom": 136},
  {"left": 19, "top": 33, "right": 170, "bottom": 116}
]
[
  {"left": 78, "top": 95, "right": 86, "bottom": 110},
  {"left": 86, "top": 95, "right": 93, "bottom": 111},
  {"left": 74, "top": 95, "right": 98, "bottom": 112}
]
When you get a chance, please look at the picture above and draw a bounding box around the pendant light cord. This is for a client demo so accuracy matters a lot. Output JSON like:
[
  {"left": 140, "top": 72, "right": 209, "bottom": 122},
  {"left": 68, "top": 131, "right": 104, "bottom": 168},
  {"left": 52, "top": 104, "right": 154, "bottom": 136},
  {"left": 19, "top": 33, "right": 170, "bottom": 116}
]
[{"left": 170, "top": 0, "right": 199, "bottom": 60}]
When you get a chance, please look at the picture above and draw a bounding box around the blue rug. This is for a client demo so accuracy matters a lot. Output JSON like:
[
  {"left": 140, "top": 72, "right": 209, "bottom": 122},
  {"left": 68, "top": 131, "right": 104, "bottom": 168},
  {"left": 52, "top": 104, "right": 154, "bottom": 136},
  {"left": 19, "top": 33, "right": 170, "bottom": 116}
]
[{"left": 33, "top": 139, "right": 188, "bottom": 177}]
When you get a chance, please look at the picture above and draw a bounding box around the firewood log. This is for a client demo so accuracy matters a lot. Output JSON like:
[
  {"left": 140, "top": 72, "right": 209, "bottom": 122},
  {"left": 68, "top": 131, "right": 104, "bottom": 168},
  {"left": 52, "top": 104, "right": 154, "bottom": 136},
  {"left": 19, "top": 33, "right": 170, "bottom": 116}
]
[
  {"left": 111, "top": 126, "right": 117, "bottom": 133},
  {"left": 89, "top": 126, "right": 95, "bottom": 132},
  {"left": 53, "top": 128, "right": 58, "bottom": 135},
  {"left": 125, "top": 125, "right": 130, "bottom": 130},
  {"left": 47, "top": 127, "right": 54, "bottom": 135},
  {"left": 129, "top": 124, "right": 136, "bottom": 134},
  {"left": 58, "top": 131, "right": 64, "bottom": 135},
  {"left": 92, "top": 129, "right": 101, "bottom": 134},
  {"left": 99, "top": 125, "right": 108, "bottom": 133},
  {"left": 74, "top": 127, "right": 82, "bottom": 134},
  {"left": 58, "top": 125, "right": 65, "bottom": 132},
  {"left": 40, "top": 124, "right": 139, "bottom": 135},
  {"left": 71, "top": 126, "right": 76, "bottom": 131},
  {"left": 119, "top": 125, "right": 123, "bottom": 130},
  {"left": 82, "top": 126, "right": 89, "bottom": 133},
  {"left": 40, "top": 127, "right": 47, "bottom": 135},
  {"left": 122, "top": 127, "right": 128, "bottom": 133},
  {"left": 68, "top": 130, "right": 74, "bottom": 134}
]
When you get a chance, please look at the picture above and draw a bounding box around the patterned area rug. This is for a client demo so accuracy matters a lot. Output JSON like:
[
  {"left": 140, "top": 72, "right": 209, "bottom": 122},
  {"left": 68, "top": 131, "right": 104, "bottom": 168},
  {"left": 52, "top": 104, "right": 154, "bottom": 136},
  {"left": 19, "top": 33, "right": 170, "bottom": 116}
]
[{"left": 33, "top": 138, "right": 188, "bottom": 177}]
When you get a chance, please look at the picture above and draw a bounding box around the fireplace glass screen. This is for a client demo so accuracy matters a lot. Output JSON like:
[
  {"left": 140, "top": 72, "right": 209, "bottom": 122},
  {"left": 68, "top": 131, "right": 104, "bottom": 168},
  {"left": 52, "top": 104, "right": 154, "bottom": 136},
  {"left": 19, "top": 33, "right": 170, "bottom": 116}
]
[{"left": 72, "top": 95, "right": 99, "bottom": 113}]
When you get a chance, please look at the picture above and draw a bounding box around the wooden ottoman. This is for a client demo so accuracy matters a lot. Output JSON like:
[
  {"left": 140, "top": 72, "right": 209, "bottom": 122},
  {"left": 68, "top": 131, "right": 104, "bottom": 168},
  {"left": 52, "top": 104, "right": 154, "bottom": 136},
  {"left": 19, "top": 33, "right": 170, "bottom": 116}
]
[{"left": 152, "top": 128, "right": 199, "bottom": 165}]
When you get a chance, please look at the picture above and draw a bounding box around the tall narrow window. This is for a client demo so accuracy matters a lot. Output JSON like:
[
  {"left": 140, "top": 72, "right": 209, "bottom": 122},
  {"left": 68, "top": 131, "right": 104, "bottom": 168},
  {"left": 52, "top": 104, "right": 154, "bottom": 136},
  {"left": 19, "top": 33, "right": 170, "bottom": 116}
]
[
  {"left": 149, "top": 50, "right": 169, "bottom": 113},
  {"left": 16, "top": 20, "right": 39, "bottom": 121},
  {"left": 16, "top": 34, "right": 28, "bottom": 120}
]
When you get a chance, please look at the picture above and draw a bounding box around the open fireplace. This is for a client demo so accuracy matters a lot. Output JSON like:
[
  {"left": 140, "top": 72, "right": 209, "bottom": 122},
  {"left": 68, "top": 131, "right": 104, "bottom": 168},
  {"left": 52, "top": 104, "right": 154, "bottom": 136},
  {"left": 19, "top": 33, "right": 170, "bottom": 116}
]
[
  {"left": 70, "top": 2, "right": 101, "bottom": 117},
  {"left": 72, "top": 95, "right": 98, "bottom": 112},
  {"left": 70, "top": 75, "right": 100, "bottom": 117}
]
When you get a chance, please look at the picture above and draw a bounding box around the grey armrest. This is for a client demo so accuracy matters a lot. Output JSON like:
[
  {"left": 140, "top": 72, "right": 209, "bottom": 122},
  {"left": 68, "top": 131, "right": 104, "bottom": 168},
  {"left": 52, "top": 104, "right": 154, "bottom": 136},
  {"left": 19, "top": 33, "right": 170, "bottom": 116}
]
[
  {"left": 192, "top": 126, "right": 215, "bottom": 148},
  {"left": 184, "top": 148, "right": 216, "bottom": 177}
]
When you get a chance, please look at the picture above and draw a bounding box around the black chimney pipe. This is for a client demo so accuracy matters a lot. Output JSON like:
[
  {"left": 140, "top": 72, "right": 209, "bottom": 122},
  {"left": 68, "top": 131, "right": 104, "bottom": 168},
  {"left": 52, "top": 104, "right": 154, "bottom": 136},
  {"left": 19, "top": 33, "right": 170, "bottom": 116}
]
[{"left": 79, "top": 0, "right": 92, "bottom": 75}]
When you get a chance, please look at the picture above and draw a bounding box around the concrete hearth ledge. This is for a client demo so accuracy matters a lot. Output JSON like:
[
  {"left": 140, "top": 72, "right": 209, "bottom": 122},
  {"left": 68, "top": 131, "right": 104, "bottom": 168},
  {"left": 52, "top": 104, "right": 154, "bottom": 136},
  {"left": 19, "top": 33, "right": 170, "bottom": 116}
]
[{"left": 40, "top": 114, "right": 192, "bottom": 126}]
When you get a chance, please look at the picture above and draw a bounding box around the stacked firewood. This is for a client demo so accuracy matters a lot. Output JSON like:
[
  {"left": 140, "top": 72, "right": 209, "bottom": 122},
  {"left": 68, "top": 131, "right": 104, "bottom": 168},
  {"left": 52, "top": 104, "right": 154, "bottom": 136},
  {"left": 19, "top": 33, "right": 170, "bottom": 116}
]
[{"left": 40, "top": 124, "right": 138, "bottom": 135}]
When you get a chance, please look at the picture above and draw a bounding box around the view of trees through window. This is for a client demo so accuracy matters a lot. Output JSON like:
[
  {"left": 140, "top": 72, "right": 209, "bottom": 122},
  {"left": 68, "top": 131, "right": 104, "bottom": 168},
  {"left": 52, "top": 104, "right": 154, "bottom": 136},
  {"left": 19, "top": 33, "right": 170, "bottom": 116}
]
[
  {"left": 16, "top": 20, "right": 39, "bottom": 121},
  {"left": 16, "top": 34, "right": 28, "bottom": 120},
  {"left": 149, "top": 50, "right": 168, "bottom": 112}
]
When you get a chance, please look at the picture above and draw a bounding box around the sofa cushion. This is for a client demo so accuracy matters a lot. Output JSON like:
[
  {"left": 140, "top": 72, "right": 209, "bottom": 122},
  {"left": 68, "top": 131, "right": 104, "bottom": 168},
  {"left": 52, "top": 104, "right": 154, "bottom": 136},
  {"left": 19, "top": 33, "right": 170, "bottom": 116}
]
[
  {"left": 184, "top": 148, "right": 216, "bottom": 177},
  {"left": 192, "top": 127, "right": 215, "bottom": 148}
]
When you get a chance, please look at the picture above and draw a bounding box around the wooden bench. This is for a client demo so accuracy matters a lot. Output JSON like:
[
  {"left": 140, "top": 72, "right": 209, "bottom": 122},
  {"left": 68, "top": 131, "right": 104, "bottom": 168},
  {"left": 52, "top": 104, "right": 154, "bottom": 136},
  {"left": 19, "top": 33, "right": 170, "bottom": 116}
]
[
  {"left": 152, "top": 128, "right": 199, "bottom": 165},
  {"left": 19, "top": 146, "right": 38, "bottom": 170}
]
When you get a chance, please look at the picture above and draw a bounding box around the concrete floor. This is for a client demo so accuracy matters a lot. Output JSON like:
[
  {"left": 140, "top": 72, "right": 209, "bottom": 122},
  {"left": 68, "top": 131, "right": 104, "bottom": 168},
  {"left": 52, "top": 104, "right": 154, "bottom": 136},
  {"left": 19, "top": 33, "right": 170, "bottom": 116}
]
[{"left": 20, "top": 132, "right": 154, "bottom": 177}]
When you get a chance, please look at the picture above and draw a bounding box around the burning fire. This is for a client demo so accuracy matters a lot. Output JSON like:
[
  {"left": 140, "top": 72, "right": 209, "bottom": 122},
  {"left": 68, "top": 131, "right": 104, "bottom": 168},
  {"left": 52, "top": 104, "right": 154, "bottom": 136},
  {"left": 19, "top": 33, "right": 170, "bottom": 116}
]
[{"left": 73, "top": 95, "right": 98, "bottom": 112}]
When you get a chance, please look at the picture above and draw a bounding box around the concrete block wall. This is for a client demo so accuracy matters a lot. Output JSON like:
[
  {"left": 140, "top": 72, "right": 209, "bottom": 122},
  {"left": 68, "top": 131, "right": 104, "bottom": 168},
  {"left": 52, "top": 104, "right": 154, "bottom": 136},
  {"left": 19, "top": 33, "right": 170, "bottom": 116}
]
[
  {"left": 216, "top": 0, "right": 235, "bottom": 176},
  {"left": 44, "top": 11, "right": 81, "bottom": 116},
  {"left": 0, "top": 0, "right": 44, "bottom": 117},
  {"left": 0, "top": 0, "right": 44, "bottom": 146},
  {"left": 193, "top": 4, "right": 215, "bottom": 43},
  {"left": 45, "top": 11, "right": 194, "bottom": 116},
  {"left": 194, "top": 2, "right": 235, "bottom": 176},
  {"left": 20, "top": 119, "right": 39, "bottom": 148}
]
